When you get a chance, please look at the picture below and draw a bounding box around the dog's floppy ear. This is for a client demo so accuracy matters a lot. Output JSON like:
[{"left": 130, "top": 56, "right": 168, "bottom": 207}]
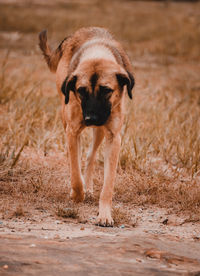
[
  {"left": 61, "top": 75, "right": 77, "bottom": 104},
  {"left": 116, "top": 71, "right": 135, "bottom": 99}
]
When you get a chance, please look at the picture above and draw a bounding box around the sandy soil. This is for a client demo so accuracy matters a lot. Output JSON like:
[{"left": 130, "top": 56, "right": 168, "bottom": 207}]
[{"left": 1, "top": 208, "right": 200, "bottom": 275}]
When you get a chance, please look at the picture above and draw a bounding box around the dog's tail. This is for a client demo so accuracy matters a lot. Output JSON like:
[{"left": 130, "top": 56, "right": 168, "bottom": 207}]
[{"left": 39, "top": 30, "right": 62, "bottom": 73}]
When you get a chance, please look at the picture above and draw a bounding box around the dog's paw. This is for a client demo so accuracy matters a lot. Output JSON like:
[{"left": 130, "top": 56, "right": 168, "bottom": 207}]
[
  {"left": 96, "top": 214, "right": 114, "bottom": 227},
  {"left": 70, "top": 189, "right": 85, "bottom": 203}
]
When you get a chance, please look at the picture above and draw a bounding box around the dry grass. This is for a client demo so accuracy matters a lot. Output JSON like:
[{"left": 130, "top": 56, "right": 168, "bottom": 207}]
[
  {"left": 112, "top": 206, "right": 131, "bottom": 226},
  {"left": 12, "top": 204, "right": 25, "bottom": 218},
  {"left": 0, "top": 0, "right": 200, "bottom": 221},
  {"left": 56, "top": 205, "right": 79, "bottom": 219}
]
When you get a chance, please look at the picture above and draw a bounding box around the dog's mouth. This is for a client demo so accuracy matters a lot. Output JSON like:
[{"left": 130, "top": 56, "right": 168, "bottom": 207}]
[{"left": 84, "top": 115, "right": 108, "bottom": 126}]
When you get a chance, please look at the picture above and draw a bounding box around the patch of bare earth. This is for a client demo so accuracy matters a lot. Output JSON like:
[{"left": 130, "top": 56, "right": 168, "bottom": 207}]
[{"left": 1, "top": 208, "right": 200, "bottom": 275}]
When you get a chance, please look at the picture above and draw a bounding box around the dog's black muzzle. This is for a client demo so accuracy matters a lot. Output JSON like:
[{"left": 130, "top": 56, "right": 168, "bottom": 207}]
[{"left": 82, "top": 95, "right": 111, "bottom": 127}]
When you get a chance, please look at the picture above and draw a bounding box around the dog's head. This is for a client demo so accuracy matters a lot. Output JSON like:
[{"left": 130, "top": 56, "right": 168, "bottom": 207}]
[{"left": 61, "top": 60, "right": 134, "bottom": 126}]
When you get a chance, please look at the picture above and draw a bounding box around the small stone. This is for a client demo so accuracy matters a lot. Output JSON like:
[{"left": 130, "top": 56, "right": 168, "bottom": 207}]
[
  {"left": 78, "top": 219, "right": 88, "bottom": 224},
  {"left": 80, "top": 227, "right": 85, "bottom": 231},
  {"left": 30, "top": 244, "right": 36, "bottom": 247},
  {"left": 59, "top": 239, "right": 65, "bottom": 242},
  {"left": 3, "top": 264, "right": 8, "bottom": 269},
  {"left": 120, "top": 224, "right": 125, "bottom": 229},
  {"left": 162, "top": 218, "right": 168, "bottom": 225},
  {"left": 54, "top": 234, "right": 60, "bottom": 239}
]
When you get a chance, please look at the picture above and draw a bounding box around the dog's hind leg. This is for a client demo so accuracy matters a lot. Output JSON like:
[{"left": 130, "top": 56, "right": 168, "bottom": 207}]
[{"left": 84, "top": 127, "right": 104, "bottom": 196}]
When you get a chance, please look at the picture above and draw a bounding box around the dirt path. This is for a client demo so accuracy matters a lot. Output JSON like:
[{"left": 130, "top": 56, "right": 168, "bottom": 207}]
[{"left": 1, "top": 209, "right": 200, "bottom": 275}]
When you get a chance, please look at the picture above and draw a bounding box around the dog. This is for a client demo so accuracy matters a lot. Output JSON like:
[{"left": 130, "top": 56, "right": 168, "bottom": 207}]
[{"left": 39, "top": 27, "right": 134, "bottom": 226}]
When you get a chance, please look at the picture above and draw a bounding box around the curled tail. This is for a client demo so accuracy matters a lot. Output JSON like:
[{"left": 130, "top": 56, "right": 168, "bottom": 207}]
[{"left": 39, "top": 30, "right": 62, "bottom": 73}]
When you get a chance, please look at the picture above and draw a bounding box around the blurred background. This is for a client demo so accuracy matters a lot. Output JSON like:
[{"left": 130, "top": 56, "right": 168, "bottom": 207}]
[{"left": 0, "top": 0, "right": 200, "bottom": 216}]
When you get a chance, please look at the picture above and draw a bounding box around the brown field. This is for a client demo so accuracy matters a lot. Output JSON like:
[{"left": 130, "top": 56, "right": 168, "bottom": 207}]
[
  {"left": 0, "top": 0, "right": 200, "bottom": 224},
  {"left": 1, "top": 1, "right": 200, "bottom": 274}
]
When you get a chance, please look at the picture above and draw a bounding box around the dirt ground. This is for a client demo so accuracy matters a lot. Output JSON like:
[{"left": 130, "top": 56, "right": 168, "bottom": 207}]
[{"left": 1, "top": 206, "right": 200, "bottom": 275}]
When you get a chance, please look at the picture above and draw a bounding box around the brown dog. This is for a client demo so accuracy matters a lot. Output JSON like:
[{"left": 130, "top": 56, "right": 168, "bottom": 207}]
[{"left": 39, "top": 27, "right": 134, "bottom": 226}]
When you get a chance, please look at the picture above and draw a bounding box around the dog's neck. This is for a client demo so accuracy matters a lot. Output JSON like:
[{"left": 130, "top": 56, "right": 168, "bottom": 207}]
[
  {"left": 80, "top": 44, "right": 116, "bottom": 63},
  {"left": 69, "top": 39, "right": 117, "bottom": 74}
]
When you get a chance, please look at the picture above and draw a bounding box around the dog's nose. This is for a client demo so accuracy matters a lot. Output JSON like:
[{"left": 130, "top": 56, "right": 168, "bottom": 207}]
[{"left": 84, "top": 115, "right": 98, "bottom": 125}]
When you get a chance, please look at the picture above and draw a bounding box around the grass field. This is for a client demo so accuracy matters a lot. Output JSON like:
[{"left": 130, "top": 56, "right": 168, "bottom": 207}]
[{"left": 0, "top": 0, "right": 200, "bottom": 222}]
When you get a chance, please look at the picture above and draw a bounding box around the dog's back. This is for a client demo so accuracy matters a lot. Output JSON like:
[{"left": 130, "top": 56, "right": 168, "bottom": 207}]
[
  {"left": 39, "top": 27, "right": 111, "bottom": 72},
  {"left": 39, "top": 27, "right": 133, "bottom": 78}
]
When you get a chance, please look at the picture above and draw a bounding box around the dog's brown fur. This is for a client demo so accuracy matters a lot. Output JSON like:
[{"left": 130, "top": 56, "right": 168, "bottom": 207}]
[{"left": 39, "top": 27, "right": 134, "bottom": 226}]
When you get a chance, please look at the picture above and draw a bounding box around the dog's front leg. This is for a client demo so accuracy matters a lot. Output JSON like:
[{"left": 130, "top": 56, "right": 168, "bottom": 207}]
[
  {"left": 66, "top": 128, "right": 85, "bottom": 203},
  {"left": 84, "top": 127, "right": 104, "bottom": 196},
  {"left": 97, "top": 131, "right": 121, "bottom": 226}
]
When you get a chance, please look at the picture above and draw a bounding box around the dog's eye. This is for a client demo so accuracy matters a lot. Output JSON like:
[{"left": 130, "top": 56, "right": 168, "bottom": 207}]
[
  {"left": 77, "top": 87, "right": 88, "bottom": 98},
  {"left": 99, "top": 86, "right": 113, "bottom": 95}
]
